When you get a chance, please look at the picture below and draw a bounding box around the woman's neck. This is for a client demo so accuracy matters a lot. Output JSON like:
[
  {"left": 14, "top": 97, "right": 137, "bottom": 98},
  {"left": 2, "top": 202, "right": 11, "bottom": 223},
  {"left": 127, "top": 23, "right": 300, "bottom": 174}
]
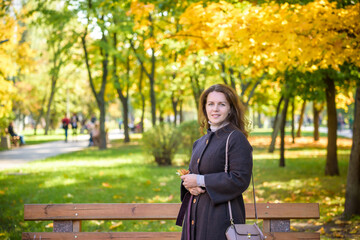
[{"left": 209, "top": 121, "right": 229, "bottom": 132}]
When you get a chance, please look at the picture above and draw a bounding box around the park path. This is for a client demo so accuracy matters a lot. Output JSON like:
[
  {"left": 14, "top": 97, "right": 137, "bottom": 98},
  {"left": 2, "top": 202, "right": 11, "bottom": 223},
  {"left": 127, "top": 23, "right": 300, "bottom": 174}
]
[{"left": 0, "top": 129, "right": 123, "bottom": 171}]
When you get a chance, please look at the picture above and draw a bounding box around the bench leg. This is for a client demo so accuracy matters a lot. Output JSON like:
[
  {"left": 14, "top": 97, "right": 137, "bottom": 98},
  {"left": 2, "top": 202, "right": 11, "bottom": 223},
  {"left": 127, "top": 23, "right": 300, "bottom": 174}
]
[
  {"left": 263, "top": 219, "right": 290, "bottom": 232},
  {"left": 54, "top": 220, "right": 82, "bottom": 232}
]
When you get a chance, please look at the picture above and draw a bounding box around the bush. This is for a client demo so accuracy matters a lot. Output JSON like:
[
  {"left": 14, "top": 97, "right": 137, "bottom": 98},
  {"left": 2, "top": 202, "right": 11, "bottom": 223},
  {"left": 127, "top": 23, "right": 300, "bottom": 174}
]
[
  {"left": 177, "top": 120, "right": 203, "bottom": 163},
  {"left": 142, "top": 123, "right": 181, "bottom": 166}
]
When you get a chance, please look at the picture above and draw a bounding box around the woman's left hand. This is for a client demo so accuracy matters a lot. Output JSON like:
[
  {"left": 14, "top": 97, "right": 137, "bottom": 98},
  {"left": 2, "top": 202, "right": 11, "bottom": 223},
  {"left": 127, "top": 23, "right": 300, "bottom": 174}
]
[
  {"left": 188, "top": 187, "right": 205, "bottom": 196},
  {"left": 181, "top": 174, "right": 198, "bottom": 189}
]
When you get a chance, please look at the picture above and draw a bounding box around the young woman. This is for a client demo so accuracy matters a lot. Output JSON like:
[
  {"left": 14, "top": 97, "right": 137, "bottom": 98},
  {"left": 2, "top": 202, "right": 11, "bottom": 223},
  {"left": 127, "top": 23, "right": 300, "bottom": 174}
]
[{"left": 177, "top": 84, "right": 253, "bottom": 240}]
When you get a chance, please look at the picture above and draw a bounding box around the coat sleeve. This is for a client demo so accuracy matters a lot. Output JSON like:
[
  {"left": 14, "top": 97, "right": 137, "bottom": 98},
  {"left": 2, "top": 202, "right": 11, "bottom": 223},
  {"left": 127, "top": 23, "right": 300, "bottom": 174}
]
[
  {"left": 180, "top": 138, "right": 200, "bottom": 201},
  {"left": 204, "top": 131, "right": 253, "bottom": 205}
]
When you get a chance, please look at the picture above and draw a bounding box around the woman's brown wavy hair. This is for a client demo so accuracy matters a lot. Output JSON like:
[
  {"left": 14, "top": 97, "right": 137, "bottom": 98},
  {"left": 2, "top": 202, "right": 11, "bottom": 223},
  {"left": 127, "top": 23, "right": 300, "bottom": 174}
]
[{"left": 198, "top": 84, "right": 249, "bottom": 138}]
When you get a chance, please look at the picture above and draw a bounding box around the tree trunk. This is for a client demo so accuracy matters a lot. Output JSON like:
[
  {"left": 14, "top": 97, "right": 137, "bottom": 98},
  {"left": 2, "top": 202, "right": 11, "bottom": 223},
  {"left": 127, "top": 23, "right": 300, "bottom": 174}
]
[
  {"left": 190, "top": 74, "right": 203, "bottom": 111},
  {"left": 258, "top": 111, "right": 262, "bottom": 128},
  {"left": 324, "top": 76, "right": 339, "bottom": 176},
  {"left": 221, "top": 60, "right": 227, "bottom": 85},
  {"left": 149, "top": 14, "right": 156, "bottom": 126},
  {"left": 269, "top": 96, "right": 284, "bottom": 153},
  {"left": 33, "top": 93, "right": 47, "bottom": 135},
  {"left": 171, "top": 92, "right": 178, "bottom": 126},
  {"left": 179, "top": 99, "right": 184, "bottom": 124},
  {"left": 113, "top": 34, "right": 130, "bottom": 142},
  {"left": 129, "top": 15, "right": 156, "bottom": 127},
  {"left": 98, "top": 51, "right": 108, "bottom": 150},
  {"left": 344, "top": 87, "right": 360, "bottom": 219},
  {"left": 291, "top": 98, "right": 295, "bottom": 143},
  {"left": 44, "top": 76, "right": 57, "bottom": 135},
  {"left": 81, "top": 29, "right": 107, "bottom": 150},
  {"left": 139, "top": 66, "right": 145, "bottom": 133},
  {"left": 313, "top": 101, "right": 321, "bottom": 141},
  {"left": 228, "top": 67, "right": 236, "bottom": 91},
  {"left": 296, "top": 100, "right": 306, "bottom": 137},
  {"left": 171, "top": 52, "right": 179, "bottom": 126},
  {"left": 99, "top": 100, "right": 106, "bottom": 149},
  {"left": 280, "top": 98, "right": 289, "bottom": 167},
  {"left": 119, "top": 94, "right": 130, "bottom": 142}
]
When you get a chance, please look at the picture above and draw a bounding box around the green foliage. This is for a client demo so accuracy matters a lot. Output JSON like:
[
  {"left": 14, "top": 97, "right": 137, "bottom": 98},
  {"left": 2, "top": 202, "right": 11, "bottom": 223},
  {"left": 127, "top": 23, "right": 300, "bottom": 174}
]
[
  {"left": 177, "top": 120, "right": 202, "bottom": 163},
  {"left": 142, "top": 123, "right": 181, "bottom": 166}
]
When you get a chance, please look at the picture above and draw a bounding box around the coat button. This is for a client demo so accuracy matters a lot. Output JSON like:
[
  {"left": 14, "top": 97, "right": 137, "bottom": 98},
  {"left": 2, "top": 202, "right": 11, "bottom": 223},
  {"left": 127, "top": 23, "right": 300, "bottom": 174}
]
[
  {"left": 197, "top": 158, "right": 200, "bottom": 164},
  {"left": 193, "top": 198, "right": 196, "bottom": 204},
  {"left": 206, "top": 139, "right": 209, "bottom": 144},
  {"left": 191, "top": 220, "right": 194, "bottom": 225}
]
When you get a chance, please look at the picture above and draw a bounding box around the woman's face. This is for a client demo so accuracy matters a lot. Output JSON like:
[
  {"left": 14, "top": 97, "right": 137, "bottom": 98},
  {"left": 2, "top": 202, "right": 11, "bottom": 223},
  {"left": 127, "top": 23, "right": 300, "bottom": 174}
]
[{"left": 205, "top": 91, "right": 231, "bottom": 127}]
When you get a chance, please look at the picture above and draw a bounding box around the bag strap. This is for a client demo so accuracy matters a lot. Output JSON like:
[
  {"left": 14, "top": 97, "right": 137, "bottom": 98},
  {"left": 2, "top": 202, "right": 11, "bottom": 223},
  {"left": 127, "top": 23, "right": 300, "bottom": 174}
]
[{"left": 225, "top": 131, "right": 258, "bottom": 223}]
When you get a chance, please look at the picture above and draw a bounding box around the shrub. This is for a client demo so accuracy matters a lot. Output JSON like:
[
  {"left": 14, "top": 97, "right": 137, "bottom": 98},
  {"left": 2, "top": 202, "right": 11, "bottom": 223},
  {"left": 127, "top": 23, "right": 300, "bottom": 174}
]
[
  {"left": 177, "top": 120, "right": 203, "bottom": 163},
  {"left": 142, "top": 123, "right": 181, "bottom": 166}
]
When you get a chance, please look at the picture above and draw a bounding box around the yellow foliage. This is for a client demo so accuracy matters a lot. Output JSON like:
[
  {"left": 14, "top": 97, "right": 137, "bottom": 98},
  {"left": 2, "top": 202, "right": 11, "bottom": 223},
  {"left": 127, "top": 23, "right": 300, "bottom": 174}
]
[
  {"left": 0, "top": 4, "right": 35, "bottom": 128},
  {"left": 0, "top": 79, "right": 16, "bottom": 119},
  {"left": 178, "top": 0, "right": 360, "bottom": 72},
  {"left": 127, "top": 0, "right": 155, "bottom": 31}
]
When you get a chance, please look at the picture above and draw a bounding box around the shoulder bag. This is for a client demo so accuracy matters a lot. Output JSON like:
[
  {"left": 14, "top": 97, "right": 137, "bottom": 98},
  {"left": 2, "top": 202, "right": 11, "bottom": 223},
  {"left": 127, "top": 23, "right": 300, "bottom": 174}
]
[{"left": 225, "top": 131, "right": 265, "bottom": 240}]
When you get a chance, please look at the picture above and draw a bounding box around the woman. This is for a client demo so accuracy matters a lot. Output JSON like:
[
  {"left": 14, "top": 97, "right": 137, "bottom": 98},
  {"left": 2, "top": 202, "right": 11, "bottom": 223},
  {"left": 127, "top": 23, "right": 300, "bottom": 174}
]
[{"left": 177, "top": 84, "right": 253, "bottom": 240}]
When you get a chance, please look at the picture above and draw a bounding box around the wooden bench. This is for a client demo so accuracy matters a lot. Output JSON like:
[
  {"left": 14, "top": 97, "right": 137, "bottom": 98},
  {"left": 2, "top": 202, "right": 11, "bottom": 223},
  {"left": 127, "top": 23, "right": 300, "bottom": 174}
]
[
  {"left": 4, "top": 127, "right": 20, "bottom": 147},
  {"left": 22, "top": 203, "right": 320, "bottom": 240}
]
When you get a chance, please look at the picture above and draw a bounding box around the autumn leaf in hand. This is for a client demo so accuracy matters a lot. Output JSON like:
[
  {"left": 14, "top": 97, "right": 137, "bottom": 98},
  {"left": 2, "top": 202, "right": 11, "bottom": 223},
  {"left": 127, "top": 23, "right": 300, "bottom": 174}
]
[{"left": 176, "top": 169, "right": 189, "bottom": 177}]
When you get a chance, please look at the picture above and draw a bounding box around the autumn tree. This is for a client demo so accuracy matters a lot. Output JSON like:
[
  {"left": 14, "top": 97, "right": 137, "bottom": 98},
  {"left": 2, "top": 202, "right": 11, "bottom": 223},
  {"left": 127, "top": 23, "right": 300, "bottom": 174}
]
[
  {"left": 31, "top": 1, "right": 76, "bottom": 135},
  {"left": 0, "top": 0, "right": 33, "bottom": 135},
  {"left": 76, "top": 0, "right": 111, "bottom": 149},
  {"left": 178, "top": 0, "right": 360, "bottom": 175}
]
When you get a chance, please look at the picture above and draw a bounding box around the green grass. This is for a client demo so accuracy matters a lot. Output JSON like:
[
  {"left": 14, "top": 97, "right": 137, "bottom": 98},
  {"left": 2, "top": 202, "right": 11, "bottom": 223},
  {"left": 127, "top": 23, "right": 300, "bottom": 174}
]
[
  {"left": 249, "top": 127, "right": 329, "bottom": 138},
  {"left": 0, "top": 133, "right": 356, "bottom": 239},
  {"left": 0, "top": 129, "right": 88, "bottom": 151},
  {"left": 23, "top": 129, "right": 88, "bottom": 145}
]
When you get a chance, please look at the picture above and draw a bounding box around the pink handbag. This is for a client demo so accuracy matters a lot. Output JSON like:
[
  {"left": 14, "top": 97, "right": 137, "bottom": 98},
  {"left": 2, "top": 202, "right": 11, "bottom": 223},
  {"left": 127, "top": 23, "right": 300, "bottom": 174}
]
[{"left": 224, "top": 131, "right": 265, "bottom": 240}]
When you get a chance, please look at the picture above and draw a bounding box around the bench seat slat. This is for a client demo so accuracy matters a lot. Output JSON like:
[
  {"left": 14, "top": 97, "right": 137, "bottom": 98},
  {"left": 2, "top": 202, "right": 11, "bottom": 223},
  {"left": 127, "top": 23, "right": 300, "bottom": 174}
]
[
  {"left": 22, "top": 232, "right": 320, "bottom": 240},
  {"left": 24, "top": 203, "right": 319, "bottom": 220}
]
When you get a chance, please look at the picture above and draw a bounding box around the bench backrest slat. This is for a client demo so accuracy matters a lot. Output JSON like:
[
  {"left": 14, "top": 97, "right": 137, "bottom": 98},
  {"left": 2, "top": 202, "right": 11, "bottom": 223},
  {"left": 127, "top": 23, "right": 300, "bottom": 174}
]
[
  {"left": 24, "top": 203, "right": 319, "bottom": 221},
  {"left": 22, "top": 232, "right": 320, "bottom": 240}
]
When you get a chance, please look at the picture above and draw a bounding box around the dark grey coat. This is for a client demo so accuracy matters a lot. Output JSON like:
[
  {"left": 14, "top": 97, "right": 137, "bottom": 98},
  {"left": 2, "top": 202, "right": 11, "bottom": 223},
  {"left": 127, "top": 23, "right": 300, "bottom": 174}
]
[{"left": 180, "top": 124, "right": 253, "bottom": 240}]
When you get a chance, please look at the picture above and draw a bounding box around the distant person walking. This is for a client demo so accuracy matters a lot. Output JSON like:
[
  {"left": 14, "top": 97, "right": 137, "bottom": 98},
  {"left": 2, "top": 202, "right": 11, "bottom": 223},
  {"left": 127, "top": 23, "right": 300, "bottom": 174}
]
[
  {"left": 61, "top": 114, "right": 70, "bottom": 142},
  {"left": 71, "top": 113, "right": 79, "bottom": 138}
]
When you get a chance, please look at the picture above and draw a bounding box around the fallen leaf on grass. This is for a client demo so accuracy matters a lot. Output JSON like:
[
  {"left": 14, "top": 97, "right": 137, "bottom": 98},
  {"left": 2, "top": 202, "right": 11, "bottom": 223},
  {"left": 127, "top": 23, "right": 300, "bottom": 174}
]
[
  {"left": 102, "top": 182, "right": 112, "bottom": 188},
  {"left": 45, "top": 223, "right": 53, "bottom": 228},
  {"left": 109, "top": 221, "right": 123, "bottom": 229},
  {"left": 317, "top": 227, "right": 325, "bottom": 234}
]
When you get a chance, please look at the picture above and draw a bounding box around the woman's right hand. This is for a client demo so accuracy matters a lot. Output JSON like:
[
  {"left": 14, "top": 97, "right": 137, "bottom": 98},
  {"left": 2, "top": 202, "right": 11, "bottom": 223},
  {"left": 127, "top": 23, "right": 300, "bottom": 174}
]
[{"left": 188, "top": 186, "right": 205, "bottom": 196}]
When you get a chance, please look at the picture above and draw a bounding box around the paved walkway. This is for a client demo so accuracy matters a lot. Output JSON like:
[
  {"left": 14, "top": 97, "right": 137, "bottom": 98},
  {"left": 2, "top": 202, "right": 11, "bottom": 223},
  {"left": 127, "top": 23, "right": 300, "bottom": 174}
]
[
  {"left": 0, "top": 130, "right": 123, "bottom": 171},
  {"left": 302, "top": 126, "right": 353, "bottom": 139}
]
